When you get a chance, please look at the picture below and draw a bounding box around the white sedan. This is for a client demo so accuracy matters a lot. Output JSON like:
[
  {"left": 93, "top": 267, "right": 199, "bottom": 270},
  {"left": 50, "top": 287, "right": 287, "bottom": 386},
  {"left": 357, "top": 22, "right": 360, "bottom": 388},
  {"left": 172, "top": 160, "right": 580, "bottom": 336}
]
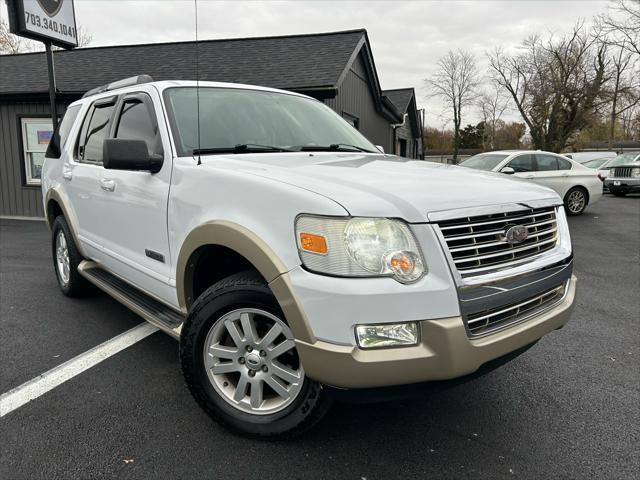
[{"left": 460, "top": 150, "right": 602, "bottom": 215}]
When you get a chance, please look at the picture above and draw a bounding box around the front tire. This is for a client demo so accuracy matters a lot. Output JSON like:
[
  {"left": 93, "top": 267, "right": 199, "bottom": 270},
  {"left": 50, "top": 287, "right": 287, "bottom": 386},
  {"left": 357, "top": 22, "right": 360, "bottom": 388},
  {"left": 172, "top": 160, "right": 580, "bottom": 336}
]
[
  {"left": 51, "top": 216, "right": 91, "bottom": 297},
  {"left": 180, "top": 271, "right": 331, "bottom": 438},
  {"left": 564, "top": 187, "right": 588, "bottom": 216}
]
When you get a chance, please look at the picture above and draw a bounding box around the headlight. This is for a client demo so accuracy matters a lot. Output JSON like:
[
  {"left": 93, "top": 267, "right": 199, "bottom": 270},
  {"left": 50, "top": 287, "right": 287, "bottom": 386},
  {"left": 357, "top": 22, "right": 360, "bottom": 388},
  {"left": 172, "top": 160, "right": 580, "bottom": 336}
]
[
  {"left": 295, "top": 215, "right": 426, "bottom": 283},
  {"left": 632, "top": 167, "right": 640, "bottom": 178}
]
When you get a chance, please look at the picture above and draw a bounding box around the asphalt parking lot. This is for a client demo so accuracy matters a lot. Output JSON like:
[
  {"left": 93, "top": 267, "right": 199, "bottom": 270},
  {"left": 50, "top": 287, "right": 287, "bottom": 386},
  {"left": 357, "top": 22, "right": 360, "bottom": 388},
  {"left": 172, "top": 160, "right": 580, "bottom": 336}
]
[{"left": 1, "top": 195, "right": 639, "bottom": 480}]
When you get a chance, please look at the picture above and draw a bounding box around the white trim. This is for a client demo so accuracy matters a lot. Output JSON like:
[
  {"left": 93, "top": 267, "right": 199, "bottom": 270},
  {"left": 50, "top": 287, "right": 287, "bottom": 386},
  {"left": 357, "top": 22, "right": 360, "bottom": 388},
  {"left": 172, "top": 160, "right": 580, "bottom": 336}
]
[{"left": 20, "top": 117, "right": 53, "bottom": 186}]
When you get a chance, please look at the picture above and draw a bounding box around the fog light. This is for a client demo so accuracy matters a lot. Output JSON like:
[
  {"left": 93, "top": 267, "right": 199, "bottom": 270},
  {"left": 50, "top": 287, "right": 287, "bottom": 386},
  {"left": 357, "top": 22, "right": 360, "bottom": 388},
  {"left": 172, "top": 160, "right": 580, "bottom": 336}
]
[{"left": 355, "top": 322, "right": 419, "bottom": 349}]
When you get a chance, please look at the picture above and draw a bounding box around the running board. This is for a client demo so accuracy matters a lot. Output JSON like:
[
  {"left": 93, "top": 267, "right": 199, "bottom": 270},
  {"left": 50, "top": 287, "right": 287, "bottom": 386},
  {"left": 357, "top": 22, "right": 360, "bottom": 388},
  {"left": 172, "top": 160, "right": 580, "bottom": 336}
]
[{"left": 78, "top": 261, "right": 184, "bottom": 339}]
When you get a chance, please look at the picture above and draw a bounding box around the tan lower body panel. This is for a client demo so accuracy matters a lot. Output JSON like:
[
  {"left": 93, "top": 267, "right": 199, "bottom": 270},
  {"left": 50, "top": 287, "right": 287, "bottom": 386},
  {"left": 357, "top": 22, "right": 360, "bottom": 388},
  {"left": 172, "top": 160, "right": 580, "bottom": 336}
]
[{"left": 296, "top": 276, "right": 577, "bottom": 389}]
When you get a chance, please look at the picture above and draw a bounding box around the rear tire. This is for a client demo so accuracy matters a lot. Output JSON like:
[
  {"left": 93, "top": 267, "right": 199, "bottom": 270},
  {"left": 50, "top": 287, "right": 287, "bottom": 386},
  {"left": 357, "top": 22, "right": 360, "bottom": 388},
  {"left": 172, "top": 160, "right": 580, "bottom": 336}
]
[
  {"left": 180, "top": 271, "right": 331, "bottom": 438},
  {"left": 51, "top": 216, "right": 91, "bottom": 297},
  {"left": 564, "top": 187, "right": 588, "bottom": 216}
]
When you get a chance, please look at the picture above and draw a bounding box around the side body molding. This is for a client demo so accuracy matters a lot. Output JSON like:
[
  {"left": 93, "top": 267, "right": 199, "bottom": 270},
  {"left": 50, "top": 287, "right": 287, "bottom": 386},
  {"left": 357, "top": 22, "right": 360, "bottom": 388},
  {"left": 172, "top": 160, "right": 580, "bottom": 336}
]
[{"left": 175, "top": 221, "right": 315, "bottom": 343}]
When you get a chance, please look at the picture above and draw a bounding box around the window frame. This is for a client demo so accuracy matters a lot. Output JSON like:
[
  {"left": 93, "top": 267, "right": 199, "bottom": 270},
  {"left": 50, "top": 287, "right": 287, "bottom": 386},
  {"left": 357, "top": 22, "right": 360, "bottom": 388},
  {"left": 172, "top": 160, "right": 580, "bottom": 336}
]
[
  {"left": 506, "top": 153, "right": 536, "bottom": 173},
  {"left": 20, "top": 116, "right": 54, "bottom": 186},
  {"left": 74, "top": 95, "right": 118, "bottom": 165},
  {"left": 341, "top": 111, "right": 360, "bottom": 130},
  {"left": 111, "top": 92, "right": 163, "bottom": 156}
]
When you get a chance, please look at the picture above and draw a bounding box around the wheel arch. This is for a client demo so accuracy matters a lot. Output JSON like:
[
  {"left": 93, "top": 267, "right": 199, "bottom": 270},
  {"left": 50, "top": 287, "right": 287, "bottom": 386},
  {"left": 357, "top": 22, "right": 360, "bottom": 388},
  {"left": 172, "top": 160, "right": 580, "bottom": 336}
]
[
  {"left": 176, "top": 221, "right": 315, "bottom": 343},
  {"left": 44, "top": 189, "right": 88, "bottom": 257},
  {"left": 565, "top": 184, "right": 590, "bottom": 205}
]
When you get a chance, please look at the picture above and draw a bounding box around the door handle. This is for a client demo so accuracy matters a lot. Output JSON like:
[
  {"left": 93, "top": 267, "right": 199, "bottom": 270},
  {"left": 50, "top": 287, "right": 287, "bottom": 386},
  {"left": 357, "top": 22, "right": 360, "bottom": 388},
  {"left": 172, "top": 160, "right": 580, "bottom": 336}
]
[
  {"left": 62, "top": 168, "right": 72, "bottom": 181},
  {"left": 100, "top": 178, "right": 116, "bottom": 192}
]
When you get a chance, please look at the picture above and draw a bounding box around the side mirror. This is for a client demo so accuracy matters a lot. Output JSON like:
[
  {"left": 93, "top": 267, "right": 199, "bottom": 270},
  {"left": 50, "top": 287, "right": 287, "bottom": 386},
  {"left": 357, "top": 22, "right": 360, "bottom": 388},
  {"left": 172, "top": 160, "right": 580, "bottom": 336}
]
[
  {"left": 501, "top": 166, "right": 515, "bottom": 174},
  {"left": 376, "top": 145, "right": 385, "bottom": 154},
  {"left": 103, "top": 139, "right": 162, "bottom": 173}
]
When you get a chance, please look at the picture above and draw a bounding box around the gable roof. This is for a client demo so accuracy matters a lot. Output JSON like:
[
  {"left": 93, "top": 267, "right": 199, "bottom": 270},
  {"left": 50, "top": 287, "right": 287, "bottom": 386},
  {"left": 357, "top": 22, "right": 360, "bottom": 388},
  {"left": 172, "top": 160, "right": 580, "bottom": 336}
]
[
  {"left": 383, "top": 88, "right": 415, "bottom": 115},
  {"left": 0, "top": 29, "right": 367, "bottom": 96}
]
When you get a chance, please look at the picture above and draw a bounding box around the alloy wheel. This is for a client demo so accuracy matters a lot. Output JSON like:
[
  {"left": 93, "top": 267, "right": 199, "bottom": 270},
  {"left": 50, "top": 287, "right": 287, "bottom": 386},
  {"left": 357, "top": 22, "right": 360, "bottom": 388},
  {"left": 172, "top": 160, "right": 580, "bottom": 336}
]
[
  {"left": 203, "top": 308, "right": 304, "bottom": 415},
  {"left": 567, "top": 190, "right": 585, "bottom": 214},
  {"left": 55, "top": 230, "right": 71, "bottom": 285}
]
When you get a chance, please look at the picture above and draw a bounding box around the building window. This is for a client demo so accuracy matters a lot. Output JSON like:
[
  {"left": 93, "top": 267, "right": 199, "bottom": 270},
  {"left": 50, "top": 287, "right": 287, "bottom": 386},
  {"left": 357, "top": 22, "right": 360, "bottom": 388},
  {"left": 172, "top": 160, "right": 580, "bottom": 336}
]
[
  {"left": 21, "top": 118, "right": 53, "bottom": 186},
  {"left": 342, "top": 112, "right": 360, "bottom": 130}
]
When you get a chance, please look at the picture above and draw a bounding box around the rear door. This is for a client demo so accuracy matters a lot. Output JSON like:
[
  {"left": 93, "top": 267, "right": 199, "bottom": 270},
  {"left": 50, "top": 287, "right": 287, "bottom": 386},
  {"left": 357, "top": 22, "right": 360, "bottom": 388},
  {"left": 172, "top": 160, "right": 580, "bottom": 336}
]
[
  {"left": 93, "top": 88, "right": 176, "bottom": 304},
  {"left": 530, "top": 153, "right": 572, "bottom": 197},
  {"left": 65, "top": 96, "right": 118, "bottom": 260}
]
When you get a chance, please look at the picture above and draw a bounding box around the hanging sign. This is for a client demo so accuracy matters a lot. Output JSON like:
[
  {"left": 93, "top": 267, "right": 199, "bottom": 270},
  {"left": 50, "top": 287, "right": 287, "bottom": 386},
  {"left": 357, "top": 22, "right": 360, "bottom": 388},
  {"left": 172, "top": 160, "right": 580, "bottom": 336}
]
[{"left": 7, "top": 0, "right": 78, "bottom": 49}]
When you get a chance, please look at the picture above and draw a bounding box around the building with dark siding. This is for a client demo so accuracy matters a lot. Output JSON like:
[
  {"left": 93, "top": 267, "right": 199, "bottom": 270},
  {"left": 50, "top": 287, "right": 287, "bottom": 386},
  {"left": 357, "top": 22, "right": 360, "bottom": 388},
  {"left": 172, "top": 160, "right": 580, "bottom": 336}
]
[
  {"left": 383, "top": 88, "right": 423, "bottom": 159},
  {"left": 0, "top": 29, "right": 423, "bottom": 218}
]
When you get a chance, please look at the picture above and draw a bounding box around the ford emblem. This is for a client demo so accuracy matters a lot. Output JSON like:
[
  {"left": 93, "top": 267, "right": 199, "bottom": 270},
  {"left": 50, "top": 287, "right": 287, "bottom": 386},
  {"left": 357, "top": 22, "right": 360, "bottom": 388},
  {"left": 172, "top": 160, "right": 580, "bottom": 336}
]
[{"left": 504, "top": 225, "right": 529, "bottom": 245}]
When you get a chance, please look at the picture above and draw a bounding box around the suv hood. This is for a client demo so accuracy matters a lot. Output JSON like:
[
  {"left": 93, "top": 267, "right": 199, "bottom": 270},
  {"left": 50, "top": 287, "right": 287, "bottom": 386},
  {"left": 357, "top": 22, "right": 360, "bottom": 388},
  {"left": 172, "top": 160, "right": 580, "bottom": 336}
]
[{"left": 200, "top": 152, "right": 561, "bottom": 222}]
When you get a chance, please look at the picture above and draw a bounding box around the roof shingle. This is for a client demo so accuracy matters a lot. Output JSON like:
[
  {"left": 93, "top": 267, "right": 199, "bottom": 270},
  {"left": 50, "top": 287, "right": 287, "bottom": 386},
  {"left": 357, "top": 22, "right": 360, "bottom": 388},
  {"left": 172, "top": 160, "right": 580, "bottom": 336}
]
[{"left": 0, "top": 29, "right": 366, "bottom": 95}]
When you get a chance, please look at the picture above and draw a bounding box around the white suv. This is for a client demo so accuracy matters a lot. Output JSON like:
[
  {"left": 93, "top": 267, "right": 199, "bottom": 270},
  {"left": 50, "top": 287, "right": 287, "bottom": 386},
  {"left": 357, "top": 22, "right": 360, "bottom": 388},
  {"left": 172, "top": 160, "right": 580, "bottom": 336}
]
[{"left": 42, "top": 76, "right": 576, "bottom": 437}]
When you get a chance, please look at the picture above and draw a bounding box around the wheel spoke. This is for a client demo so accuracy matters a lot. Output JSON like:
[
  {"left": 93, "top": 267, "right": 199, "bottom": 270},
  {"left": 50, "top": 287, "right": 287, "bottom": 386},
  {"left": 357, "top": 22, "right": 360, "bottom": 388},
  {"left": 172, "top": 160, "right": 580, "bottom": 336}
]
[
  {"left": 269, "top": 339, "right": 295, "bottom": 359},
  {"left": 270, "top": 361, "right": 300, "bottom": 384},
  {"left": 240, "top": 312, "right": 258, "bottom": 344},
  {"left": 259, "top": 322, "right": 282, "bottom": 348},
  {"left": 212, "top": 362, "right": 239, "bottom": 375},
  {"left": 209, "top": 344, "right": 240, "bottom": 360},
  {"left": 264, "top": 375, "right": 290, "bottom": 399},
  {"left": 224, "top": 319, "right": 244, "bottom": 346},
  {"left": 234, "top": 375, "right": 249, "bottom": 402},
  {"left": 250, "top": 380, "right": 264, "bottom": 408}
]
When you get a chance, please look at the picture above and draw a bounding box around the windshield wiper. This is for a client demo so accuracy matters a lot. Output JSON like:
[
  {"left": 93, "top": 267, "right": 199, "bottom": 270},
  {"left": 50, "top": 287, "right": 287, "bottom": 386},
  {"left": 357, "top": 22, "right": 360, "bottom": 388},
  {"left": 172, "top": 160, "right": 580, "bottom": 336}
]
[
  {"left": 193, "top": 144, "right": 293, "bottom": 155},
  {"left": 298, "top": 143, "right": 374, "bottom": 153}
]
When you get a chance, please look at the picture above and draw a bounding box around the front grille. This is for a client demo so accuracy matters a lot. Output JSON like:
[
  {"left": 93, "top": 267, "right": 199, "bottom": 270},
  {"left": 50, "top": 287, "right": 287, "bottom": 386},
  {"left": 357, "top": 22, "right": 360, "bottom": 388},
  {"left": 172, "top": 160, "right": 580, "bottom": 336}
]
[
  {"left": 436, "top": 207, "right": 558, "bottom": 277},
  {"left": 465, "top": 283, "right": 566, "bottom": 336},
  {"left": 612, "top": 167, "right": 633, "bottom": 178}
]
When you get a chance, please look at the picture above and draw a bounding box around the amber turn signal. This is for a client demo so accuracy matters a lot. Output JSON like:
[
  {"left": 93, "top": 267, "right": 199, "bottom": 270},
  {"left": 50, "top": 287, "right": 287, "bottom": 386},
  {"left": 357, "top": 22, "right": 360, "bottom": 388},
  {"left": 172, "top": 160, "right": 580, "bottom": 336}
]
[{"left": 299, "top": 232, "right": 328, "bottom": 254}]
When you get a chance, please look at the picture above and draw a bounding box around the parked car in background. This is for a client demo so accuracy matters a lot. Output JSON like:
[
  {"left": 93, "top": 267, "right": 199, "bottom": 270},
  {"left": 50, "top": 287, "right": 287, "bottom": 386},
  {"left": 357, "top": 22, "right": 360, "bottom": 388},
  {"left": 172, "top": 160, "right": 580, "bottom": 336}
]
[
  {"left": 583, "top": 157, "right": 614, "bottom": 170},
  {"left": 603, "top": 152, "right": 640, "bottom": 196},
  {"left": 460, "top": 150, "right": 602, "bottom": 215},
  {"left": 563, "top": 151, "right": 617, "bottom": 164}
]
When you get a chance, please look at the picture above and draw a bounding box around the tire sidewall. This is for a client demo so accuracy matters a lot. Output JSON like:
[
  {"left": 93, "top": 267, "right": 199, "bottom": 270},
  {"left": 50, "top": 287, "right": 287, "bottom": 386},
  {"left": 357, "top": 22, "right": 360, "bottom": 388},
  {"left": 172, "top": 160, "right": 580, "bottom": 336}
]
[
  {"left": 180, "top": 278, "right": 329, "bottom": 437},
  {"left": 51, "top": 216, "right": 80, "bottom": 295}
]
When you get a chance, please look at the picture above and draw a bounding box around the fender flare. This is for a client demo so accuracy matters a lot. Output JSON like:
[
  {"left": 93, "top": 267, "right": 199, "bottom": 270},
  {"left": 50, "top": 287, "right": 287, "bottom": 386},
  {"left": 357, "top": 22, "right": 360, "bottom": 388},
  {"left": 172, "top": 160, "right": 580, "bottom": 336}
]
[
  {"left": 44, "top": 189, "right": 89, "bottom": 258},
  {"left": 176, "top": 221, "right": 315, "bottom": 343}
]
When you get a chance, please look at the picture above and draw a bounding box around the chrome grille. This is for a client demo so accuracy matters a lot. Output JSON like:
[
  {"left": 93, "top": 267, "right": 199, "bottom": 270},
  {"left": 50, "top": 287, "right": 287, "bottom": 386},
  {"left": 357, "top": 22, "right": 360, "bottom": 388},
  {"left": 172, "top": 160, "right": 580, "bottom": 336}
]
[
  {"left": 436, "top": 207, "right": 558, "bottom": 277},
  {"left": 612, "top": 167, "right": 633, "bottom": 178},
  {"left": 465, "top": 283, "right": 566, "bottom": 336}
]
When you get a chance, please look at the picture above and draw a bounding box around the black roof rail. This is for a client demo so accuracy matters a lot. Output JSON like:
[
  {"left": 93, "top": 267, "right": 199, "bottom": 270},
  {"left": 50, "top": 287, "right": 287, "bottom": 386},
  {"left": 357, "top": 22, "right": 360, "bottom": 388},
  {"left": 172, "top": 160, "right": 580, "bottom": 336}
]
[{"left": 82, "top": 74, "right": 154, "bottom": 98}]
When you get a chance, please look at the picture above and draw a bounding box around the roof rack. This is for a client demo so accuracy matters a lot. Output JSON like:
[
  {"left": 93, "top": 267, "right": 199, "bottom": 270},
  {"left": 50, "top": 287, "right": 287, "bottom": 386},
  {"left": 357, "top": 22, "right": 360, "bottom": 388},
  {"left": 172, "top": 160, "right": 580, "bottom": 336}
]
[{"left": 82, "top": 74, "right": 154, "bottom": 98}]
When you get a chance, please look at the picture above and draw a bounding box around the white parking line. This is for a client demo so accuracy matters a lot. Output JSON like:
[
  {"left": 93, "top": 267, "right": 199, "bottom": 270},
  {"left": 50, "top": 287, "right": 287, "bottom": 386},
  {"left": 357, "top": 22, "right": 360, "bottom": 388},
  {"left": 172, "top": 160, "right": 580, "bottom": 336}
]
[{"left": 0, "top": 323, "right": 159, "bottom": 417}]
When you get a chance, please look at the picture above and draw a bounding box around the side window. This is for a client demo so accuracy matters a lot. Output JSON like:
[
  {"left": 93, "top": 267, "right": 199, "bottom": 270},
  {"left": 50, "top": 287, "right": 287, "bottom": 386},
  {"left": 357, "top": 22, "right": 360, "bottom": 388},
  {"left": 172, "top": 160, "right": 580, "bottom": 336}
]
[
  {"left": 508, "top": 154, "right": 535, "bottom": 172},
  {"left": 535, "top": 154, "right": 558, "bottom": 171},
  {"left": 114, "top": 96, "right": 161, "bottom": 154},
  {"left": 77, "top": 102, "right": 116, "bottom": 164},
  {"left": 46, "top": 105, "right": 81, "bottom": 159},
  {"left": 557, "top": 157, "right": 572, "bottom": 170}
]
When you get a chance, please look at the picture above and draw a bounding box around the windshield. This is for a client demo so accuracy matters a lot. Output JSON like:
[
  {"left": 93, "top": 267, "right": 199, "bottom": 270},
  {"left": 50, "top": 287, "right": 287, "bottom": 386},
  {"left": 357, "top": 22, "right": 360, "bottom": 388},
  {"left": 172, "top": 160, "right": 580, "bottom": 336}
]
[
  {"left": 459, "top": 153, "right": 509, "bottom": 171},
  {"left": 583, "top": 158, "right": 611, "bottom": 169},
  {"left": 164, "top": 87, "right": 377, "bottom": 156},
  {"left": 607, "top": 152, "right": 640, "bottom": 167}
]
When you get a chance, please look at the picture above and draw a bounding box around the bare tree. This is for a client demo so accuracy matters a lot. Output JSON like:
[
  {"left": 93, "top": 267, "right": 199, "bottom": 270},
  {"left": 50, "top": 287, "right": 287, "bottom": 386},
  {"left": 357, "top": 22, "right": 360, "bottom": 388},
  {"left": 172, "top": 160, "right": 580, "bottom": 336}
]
[
  {"left": 477, "top": 84, "right": 510, "bottom": 150},
  {"left": 489, "top": 24, "right": 608, "bottom": 152},
  {"left": 597, "top": 0, "right": 640, "bottom": 56},
  {"left": 1, "top": 19, "right": 92, "bottom": 54},
  {"left": 426, "top": 50, "right": 479, "bottom": 162},
  {"left": 605, "top": 42, "right": 640, "bottom": 148}
]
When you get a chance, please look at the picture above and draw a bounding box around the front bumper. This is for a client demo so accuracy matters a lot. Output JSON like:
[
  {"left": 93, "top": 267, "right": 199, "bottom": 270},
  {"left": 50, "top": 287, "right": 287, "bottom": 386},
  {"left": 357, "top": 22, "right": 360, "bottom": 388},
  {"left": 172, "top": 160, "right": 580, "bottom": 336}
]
[
  {"left": 296, "top": 275, "right": 576, "bottom": 388},
  {"left": 604, "top": 177, "right": 640, "bottom": 193}
]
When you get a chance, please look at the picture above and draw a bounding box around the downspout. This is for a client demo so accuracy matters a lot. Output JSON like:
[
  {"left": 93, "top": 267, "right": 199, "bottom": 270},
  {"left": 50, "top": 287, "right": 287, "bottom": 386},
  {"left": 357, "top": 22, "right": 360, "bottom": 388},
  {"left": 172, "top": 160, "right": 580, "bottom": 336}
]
[{"left": 391, "top": 113, "right": 408, "bottom": 156}]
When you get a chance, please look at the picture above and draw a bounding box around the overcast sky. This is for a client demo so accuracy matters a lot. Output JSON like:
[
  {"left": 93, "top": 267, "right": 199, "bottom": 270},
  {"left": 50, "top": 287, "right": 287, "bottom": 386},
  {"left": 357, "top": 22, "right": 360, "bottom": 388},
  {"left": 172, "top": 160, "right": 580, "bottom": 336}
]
[{"left": 3, "top": 0, "right": 614, "bottom": 126}]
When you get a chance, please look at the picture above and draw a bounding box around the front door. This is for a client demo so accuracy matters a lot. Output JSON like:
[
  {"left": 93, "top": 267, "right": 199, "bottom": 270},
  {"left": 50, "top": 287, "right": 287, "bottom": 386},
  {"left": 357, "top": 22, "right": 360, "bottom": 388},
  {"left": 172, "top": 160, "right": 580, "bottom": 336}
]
[{"left": 93, "top": 89, "right": 176, "bottom": 306}]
